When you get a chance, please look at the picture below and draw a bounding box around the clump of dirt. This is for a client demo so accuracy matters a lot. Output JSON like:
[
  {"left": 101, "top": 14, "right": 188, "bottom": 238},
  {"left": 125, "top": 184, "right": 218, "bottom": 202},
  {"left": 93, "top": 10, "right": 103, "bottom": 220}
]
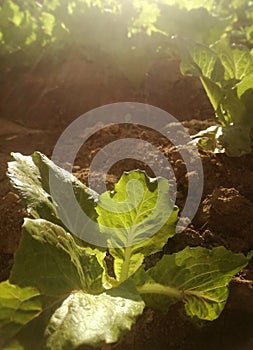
[{"left": 198, "top": 187, "right": 253, "bottom": 252}]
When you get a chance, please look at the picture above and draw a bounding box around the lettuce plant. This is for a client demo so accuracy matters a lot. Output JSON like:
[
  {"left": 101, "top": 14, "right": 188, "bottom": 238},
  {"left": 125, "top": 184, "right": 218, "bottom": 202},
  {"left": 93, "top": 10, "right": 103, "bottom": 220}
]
[
  {"left": 177, "top": 38, "right": 253, "bottom": 156},
  {"left": 0, "top": 151, "right": 251, "bottom": 350}
]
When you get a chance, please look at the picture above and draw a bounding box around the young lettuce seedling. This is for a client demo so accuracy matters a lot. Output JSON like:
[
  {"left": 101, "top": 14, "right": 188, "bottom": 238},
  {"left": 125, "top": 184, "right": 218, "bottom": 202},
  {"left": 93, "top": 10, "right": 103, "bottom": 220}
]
[{"left": 0, "top": 152, "right": 251, "bottom": 350}]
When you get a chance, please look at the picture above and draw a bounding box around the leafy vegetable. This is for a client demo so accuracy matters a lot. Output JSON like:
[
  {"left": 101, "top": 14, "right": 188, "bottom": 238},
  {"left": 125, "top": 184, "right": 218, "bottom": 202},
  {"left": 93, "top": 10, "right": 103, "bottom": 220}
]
[
  {"left": 179, "top": 38, "right": 253, "bottom": 156},
  {"left": 0, "top": 152, "right": 251, "bottom": 349}
]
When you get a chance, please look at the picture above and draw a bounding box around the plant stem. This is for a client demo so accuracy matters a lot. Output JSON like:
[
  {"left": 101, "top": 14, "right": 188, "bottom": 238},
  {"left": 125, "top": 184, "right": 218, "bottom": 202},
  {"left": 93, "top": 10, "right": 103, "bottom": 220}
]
[
  {"left": 119, "top": 246, "right": 132, "bottom": 283},
  {"left": 137, "top": 283, "right": 183, "bottom": 299}
]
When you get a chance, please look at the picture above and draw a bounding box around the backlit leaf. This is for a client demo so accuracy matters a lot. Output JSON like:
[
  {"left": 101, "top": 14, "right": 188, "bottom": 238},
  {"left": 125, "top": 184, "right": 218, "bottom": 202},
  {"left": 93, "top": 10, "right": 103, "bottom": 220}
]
[{"left": 135, "top": 246, "right": 250, "bottom": 320}]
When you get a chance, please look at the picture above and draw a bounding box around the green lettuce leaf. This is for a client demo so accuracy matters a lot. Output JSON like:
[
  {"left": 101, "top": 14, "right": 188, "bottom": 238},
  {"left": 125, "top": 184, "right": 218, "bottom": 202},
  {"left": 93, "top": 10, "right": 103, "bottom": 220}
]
[
  {"left": 4, "top": 216, "right": 144, "bottom": 350},
  {"left": 45, "top": 287, "right": 145, "bottom": 349},
  {"left": 10, "top": 219, "right": 104, "bottom": 296},
  {"left": 7, "top": 152, "right": 61, "bottom": 225},
  {"left": 96, "top": 170, "right": 178, "bottom": 282},
  {"left": 213, "top": 40, "right": 253, "bottom": 81},
  {"left": 135, "top": 246, "right": 250, "bottom": 320},
  {"left": 237, "top": 72, "right": 253, "bottom": 98},
  {"left": 7, "top": 152, "right": 99, "bottom": 241},
  {"left": 0, "top": 281, "right": 41, "bottom": 348},
  {"left": 32, "top": 152, "right": 99, "bottom": 240}
]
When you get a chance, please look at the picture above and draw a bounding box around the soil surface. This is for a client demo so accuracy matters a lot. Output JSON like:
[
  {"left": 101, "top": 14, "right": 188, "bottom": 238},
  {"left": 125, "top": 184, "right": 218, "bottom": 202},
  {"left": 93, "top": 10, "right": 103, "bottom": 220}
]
[{"left": 0, "top": 55, "right": 253, "bottom": 350}]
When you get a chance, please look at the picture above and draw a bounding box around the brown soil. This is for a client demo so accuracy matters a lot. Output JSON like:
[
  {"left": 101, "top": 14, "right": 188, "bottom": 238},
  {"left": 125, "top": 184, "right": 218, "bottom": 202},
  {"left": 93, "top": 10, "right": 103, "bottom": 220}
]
[{"left": 0, "top": 54, "right": 253, "bottom": 350}]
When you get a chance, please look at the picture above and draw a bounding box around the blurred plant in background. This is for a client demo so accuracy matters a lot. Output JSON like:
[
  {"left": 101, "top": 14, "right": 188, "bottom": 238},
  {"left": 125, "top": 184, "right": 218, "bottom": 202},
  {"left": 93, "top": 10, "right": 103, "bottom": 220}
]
[{"left": 1, "top": 0, "right": 253, "bottom": 155}]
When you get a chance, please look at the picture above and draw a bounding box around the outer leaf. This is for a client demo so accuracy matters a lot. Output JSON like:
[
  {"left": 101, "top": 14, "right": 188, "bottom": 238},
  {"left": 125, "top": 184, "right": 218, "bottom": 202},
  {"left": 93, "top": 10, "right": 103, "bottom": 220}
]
[
  {"left": 135, "top": 246, "right": 250, "bottom": 320},
  {"left": 3, "top": 294, "right": 67, "bottom": 350},
  {"left": 7, "top": 153, "right": 61, "bottom": 226},
  {"left": 45, "top": 288, "right": 145, "bottom": 349},
  {"left": 0, "top": 281, "right": 41, "bottom": 348},
  {"left": 237, "top": 72, "right": 253, "bottom": 99},
  {"left": 10, "top": 219, "right": 103, "bottom": 296},
  {"left": 220, "top": 89, "right": 246, "bottom": 125},
  {"left": 236, "top": 74, "right": 253, "bottom": 127},
  {"left": 214, "top": 41, "right": 253, "bottom": 81},
  {"left": 8, "top": 152, "right": 99, "bottom": 241},
  {"left": 179, "top": 40, "right": 222, "bottom": 80},
  {"left": 200, "top": 76, "right": 224, "bottom": 112},
  {"left": 33, "top": 151, "right": 101, "bottom": 244},
  {"left": 179, "top": 41, "right": 225, "bottom": 118},
  {"left": 32, "top": 151, "right": 98, "bottom": 223},
  {"left": 96, "top": 170, "right": 178, "bottom": 282},
  {"left": 218, "top": 125, "right": 252, "bottom": 157}
]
